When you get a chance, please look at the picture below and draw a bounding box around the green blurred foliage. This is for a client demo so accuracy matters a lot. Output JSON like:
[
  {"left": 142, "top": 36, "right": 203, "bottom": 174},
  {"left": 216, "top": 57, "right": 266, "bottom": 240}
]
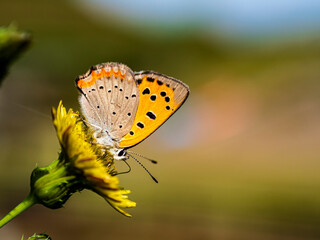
[
  {"left": 0, "top": 0, "right": 320, "bottom": 240},
  {"left": 0, "top": 24, "right": 31, "bottom": 84}
]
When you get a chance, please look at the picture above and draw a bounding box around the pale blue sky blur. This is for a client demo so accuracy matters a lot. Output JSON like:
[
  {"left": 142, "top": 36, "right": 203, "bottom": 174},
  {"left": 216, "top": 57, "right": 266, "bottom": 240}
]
[{"left": 84, "top": 0, "right": 320, "bottom": 36}]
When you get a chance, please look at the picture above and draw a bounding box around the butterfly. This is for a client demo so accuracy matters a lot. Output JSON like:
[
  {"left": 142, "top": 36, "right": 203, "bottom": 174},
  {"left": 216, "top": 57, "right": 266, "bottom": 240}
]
[{"left": 75, "top": 62, "right": 189, "bottom": 160}]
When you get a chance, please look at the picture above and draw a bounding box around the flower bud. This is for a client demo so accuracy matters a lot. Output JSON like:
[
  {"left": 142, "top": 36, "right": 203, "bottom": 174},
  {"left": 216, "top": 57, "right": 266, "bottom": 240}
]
[{"left": 30, "top": 159, "right": 82, "bottom": 209}]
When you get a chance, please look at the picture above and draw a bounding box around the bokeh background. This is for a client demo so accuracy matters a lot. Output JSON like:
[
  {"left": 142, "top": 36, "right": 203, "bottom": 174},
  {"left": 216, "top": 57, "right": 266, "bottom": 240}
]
[{"left": 1, "top": 0, "right": 320, "bottom": 239}]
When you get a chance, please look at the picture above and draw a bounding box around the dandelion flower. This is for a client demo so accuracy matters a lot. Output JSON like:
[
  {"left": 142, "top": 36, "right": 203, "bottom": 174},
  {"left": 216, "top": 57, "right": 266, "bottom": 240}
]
[{"left": 0, "top": 101, "right": 135, "bottom": 228}]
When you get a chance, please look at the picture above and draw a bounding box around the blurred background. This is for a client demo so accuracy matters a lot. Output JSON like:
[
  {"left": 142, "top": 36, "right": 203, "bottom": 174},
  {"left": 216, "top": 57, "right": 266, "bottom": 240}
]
[{"left": 1, "top": 0, "right": 320, "bottom": 239}]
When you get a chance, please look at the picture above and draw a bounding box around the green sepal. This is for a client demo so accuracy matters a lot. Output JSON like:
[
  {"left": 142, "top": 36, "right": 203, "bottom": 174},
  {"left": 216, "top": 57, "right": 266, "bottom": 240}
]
[{"left": 30, "top": 159, "right": 83, "bottom": 209}]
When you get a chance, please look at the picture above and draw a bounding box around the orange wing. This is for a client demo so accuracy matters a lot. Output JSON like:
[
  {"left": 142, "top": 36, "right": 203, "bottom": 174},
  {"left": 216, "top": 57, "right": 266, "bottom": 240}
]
[{"left": 118, "top": 71, "right": 189, "bottom": 148}]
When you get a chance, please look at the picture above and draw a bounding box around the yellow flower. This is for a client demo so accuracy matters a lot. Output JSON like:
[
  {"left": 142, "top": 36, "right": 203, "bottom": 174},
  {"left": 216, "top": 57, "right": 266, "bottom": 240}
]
[
  {"left": 0, "top": 101, "right": 136, "bottom": 229},
  {"left": 52, "top": 101, "right": 136, "bottom": 217}
]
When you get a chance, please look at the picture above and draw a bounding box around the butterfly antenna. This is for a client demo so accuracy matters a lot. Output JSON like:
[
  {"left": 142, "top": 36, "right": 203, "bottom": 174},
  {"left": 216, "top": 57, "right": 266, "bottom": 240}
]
[
  {"left": 127, "top": 153, "right": 158, "bottom": 183},
  {"left": 116, "top": 159, "right": 132, "bottom": 175},
  {"left": 127, "top": 150, "right": 158, "bottom": 164}
]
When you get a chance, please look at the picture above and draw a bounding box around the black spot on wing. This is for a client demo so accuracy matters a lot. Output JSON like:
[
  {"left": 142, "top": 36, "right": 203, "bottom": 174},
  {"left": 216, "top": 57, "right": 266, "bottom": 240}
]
[
  {"left": 146, "top": 111, "right": 156, "bottom": 120},
  {"left": 147, "top": 77, "right": 155, "bottom": 82},
  {"left": 142, "top": 88, "right": 150, "bottom": 95},
  {"left": 160, "top": 91, "right": 166, "bottom": 97},
  {"left": 157, "top": 80, "right": 163, "bottom": 86},
  {"left": 150, "top": 95, "right": 156, "bottom": 101}
]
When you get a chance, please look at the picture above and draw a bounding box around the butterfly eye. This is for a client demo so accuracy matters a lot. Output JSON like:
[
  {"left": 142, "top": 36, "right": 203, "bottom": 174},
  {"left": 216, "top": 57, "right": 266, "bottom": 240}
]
[{"left": 117, "top": 149, "right": 125, "bottom": 157}]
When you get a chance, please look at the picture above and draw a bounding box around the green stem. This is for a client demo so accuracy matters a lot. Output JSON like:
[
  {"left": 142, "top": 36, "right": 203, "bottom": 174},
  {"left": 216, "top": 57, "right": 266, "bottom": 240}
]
[{"left": 0, "top": 194, "right": 37, "bottom": 228}]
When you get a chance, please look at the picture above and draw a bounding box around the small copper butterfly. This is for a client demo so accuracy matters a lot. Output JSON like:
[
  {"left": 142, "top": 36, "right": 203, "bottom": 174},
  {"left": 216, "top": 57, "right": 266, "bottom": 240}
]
[{"left": 75, "top": 62, "right": 189, "bottom": 160}]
